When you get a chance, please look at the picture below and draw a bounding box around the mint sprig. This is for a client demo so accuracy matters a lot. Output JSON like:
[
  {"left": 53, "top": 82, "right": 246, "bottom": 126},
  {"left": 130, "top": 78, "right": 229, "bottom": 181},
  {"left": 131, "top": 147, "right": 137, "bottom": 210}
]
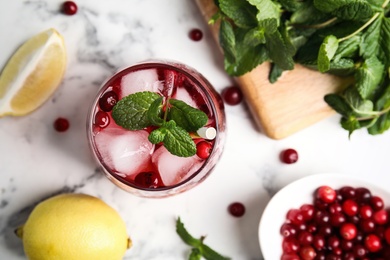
[
  {"left": 214, "top": 0, "right": 390, "bottom": 136},
  {"left": 112, "top": 91, "right": 208, "bottom": 157},
  {"left": 176, "top": 217, "right": 231, "bottom": 260}
]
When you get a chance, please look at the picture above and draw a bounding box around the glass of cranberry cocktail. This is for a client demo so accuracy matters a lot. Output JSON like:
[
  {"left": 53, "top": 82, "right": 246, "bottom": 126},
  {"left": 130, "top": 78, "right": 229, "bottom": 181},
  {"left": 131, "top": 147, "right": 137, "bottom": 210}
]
[{"left": 87, "top": 60, "right": 226, "bottom": 198}]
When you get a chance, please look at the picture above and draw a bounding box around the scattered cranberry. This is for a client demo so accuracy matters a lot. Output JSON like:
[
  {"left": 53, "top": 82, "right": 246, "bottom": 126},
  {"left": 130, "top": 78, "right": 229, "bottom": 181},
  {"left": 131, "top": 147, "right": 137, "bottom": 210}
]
[
  {"left": 134, "top": 172, "right": 162, "bottom": 188},
  {"left": 316, "top": 186, "right": 337, "bottom": 203},
  {"left": 342, "top": 199, "right": 358, "bottom": 216},
  {"left": 221, "top": 86, "right": 243, "bottom": 105},
  {"left": 196, "top": 141, "right": 212, "bottom": 159},
  {"left": 228, "top": 202, "right": 245, "bottom": 217},
  {"left": 99, "top": 91, "right": 118, "bottom": 112},
  {"left": 189, "top": 28, "right": 203, "bottom": 41},
  {"left": 53, "top": 117, "right": 69, "bottom": 132},
  {"left": 62, "top": 1, "right": 78, "bottom": 15},
  {"left": 94, "top": 111, "right": 110, "bottom": 128},
  {"left": 280, "top": 148, "right": 298, "bottom": 164}
]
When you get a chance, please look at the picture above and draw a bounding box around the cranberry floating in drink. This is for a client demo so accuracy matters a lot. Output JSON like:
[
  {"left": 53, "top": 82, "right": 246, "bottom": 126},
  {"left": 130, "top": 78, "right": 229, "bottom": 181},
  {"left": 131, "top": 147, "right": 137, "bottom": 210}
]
[{"left": 87, "top": 61, "right": 226, "bottom": 197}]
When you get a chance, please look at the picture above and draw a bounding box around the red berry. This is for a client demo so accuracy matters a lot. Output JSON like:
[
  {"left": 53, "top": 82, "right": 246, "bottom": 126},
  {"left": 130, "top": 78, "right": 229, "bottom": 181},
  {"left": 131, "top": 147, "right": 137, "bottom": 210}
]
[
  {"left": 221, "top": 86, "right": 243, "bottom": 105},
  {"left": 281, "top": 253, "right": 300, "bottom": 260},
  {"left": 189, "top": 28, "right": 203, "bottom": 41},
  {"left": 99, "top": 91, "right": 118, "bottom": 112},
  {"left": 327, "top": 235, "right": 340, "bottom": 250},
  {"left": 328, "top": 203, "right": 342, "bottom": 215},
  {"left": 338, "top": 186, "right": 356, "bottom": 200},
  {"left": 359, "top": 205, "right": 373, "bottom": 219},
  {"left": 196, "top": 141, "right": 212, "bottom": 159},
  {"left": 134, "top": 172, "right": 162, "bottom": 188},
  {"left": 280, "top": 223, "right": 298, "bottom": 238},
  {"left": 364, "top": 234, "right": 382, "bottom": 252},
  {"left": 370, "top": 195, "right": 384, "bottom": 211},
  {"left": 312, "top": 234, "right": 325, "bottom": 251},
  {"left": 282, "top": 237, "right": 300, "bottom": 253},
  {"left": 342, "top": 199, "right": 358, "bottom": 216},
  {"left": 373, "top": 209, "right": 388, "bottom": 225},
  {"left": 330, "top": 213, "right": 346, "bottom": 227},
  {"left": 353, "top": 244, "right": 367, "bottom": 257},
  {"left": 340, "top": 223, "right": 357, "bottom": 240},
  {"left": 62, "top": 1, "right": 78, "bottom": 15},
  {"left": 287, "top": 209, "right": 305, "bottom": 226},
  {"left": 94, "top": 111, "right": 110, "bottom": 128},
  {"left": 280, "top": 149, "right": 298, "bottom": 164},
  {"left": 360, "top": 219, "right": 375, "bottom": 233},
  {"left": 384, "top": 227, "right": 390, "bottom": 245},
  {"left": 54, "top": 117, "right": 69, "bottom": 132},
  {"left": 316, "top": 186, "right": 337, "bottom": 203},
  {"left": 299, "top": 245, "right": 316, "bottom": 260},
  {"left": 300, "top": 204, "right": 315, "bottom": 221},
  {"left": 298, "top": 231, "right": 313, "bottom": 246},
  {"left": 228, "top": 202, "right": 245, "bottom": 217},
  {"left": 355, "top": 187, "right": 372, "bottom": 203}
]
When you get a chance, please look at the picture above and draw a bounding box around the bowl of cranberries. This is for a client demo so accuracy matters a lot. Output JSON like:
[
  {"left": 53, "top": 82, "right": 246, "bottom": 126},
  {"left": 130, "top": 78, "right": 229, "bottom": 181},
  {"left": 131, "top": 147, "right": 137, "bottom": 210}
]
[{"left": 258, "top": 173, "right": 390, "bottom": 260}]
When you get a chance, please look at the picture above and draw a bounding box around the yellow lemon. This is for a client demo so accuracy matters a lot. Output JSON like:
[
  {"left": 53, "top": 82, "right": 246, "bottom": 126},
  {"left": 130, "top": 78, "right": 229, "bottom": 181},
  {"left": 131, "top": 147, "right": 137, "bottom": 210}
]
[
  {"left": 0, "top": 28, "right": 67, "bottom": 117},
  {"left": 16, "top": 193, "right": 131, "bottom": 260}
]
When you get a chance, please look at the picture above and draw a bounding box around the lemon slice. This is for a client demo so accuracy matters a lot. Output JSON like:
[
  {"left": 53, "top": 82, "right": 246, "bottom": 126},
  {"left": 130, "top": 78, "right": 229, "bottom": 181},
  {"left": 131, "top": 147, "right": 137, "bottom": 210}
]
[{"left": 0, "top": 28, "right": 67, "bottom": 117}]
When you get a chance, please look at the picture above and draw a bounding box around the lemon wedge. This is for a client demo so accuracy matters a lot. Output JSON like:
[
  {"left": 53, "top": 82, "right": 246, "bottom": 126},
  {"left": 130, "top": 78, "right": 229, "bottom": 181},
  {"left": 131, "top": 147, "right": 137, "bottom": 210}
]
[{"left": 0, "top": 28, "right": 67, "bottom": 117}]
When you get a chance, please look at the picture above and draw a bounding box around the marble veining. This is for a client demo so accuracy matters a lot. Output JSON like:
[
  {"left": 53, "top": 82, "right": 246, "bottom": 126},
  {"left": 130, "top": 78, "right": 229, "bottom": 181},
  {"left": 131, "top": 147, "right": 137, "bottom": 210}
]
[{"left": 1, "top": 0, "right": 390, "bottom": 259}]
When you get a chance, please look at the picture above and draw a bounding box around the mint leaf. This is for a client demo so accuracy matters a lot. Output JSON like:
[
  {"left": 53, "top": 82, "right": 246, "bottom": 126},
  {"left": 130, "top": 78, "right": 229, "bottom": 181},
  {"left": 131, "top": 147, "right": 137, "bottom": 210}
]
[
  {"left": 313, "top": 0, "right": 374, "bottom": 20},
  {"left": 269, "top": 63, "right": 284, "bottom": 83},
  {"left": 355, "top": 56, "right": 384, "bottom": 99},
  {"left": 168, "top": 99, "right": 208, "bottom": 132},
  {"left": 176, "top": 217, "right": 231, "bottom": 260},
  {"left": 368, "top": 112, "right": 390, "bottom": 134},
  {"left": 324, "top": 94, "right": 353, "bottom": 117},
  {"left": 147, "top": 97, "right": 164, "bottom": 126},
  {"left": 360, "top": 14, "right": 382, "bottom": 59},
  {"left": 341, "top": 116, "right": 361, "bottom": 137},
  {"left": 265, "top": 30, "right": 295, "bottom": 70},
  {"left": 189, "top": 249, "right": 202, "bottom": 260},
  {"left": 152, "top": 121, "right": 196, "bottom": 157},
  {"left": 219, "top": 20, "right": 237, "bottom": 64},
  {"left": 318, "top": 35, "right": 339, "bottom": 73},
  {"left": 379, "top": 16, "right": 390, "bottom": 67},
  {"left": 248, "top": 0, "right": 281, "bottom": 23},
  {"left": 112, "top": 91, "right": 160, "bottom": 130},
  {"left": 218, "top": 0, "right": 258, "bottom": 28},
  {"left": 334, "top": 35, "right": 360, "bottom": 62}
]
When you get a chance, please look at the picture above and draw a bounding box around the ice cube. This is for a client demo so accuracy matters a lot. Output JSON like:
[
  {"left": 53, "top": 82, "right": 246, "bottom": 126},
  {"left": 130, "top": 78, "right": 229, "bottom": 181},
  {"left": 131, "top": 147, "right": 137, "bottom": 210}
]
[
  {"left": 151, "top": 146, "right": 203, "bottom": 186},
  {"left": 174, "top": 86, "right": 198, "bottom": 109},
  {"left": 94, "top": 128, "right": 153, "bottom": 177},
  {"left": 158, "top": 69, "right": 176, "bottom": 97},
  {"left": 120, "top": 69, "right": 162, "bottom": 98}
]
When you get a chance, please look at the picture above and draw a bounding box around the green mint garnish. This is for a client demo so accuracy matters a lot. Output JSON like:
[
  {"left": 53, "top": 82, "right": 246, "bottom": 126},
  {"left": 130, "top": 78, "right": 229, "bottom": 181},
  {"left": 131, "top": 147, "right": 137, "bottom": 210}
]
[
  {"left": 176, "top": 217, "right": 231, "bottom": 260},
  {"left": 112, "top": 91, "right": 161, "bottom": 130},
  {"left": 112, "top": 91, "right": 209, "bottom": 157}
]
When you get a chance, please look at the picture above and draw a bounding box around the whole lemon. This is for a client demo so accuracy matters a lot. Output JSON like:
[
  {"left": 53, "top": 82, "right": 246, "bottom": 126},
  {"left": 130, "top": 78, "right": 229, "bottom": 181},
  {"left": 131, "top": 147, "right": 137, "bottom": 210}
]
[{"left": 16, "top": 193, "right": 131, "bottom": 260}]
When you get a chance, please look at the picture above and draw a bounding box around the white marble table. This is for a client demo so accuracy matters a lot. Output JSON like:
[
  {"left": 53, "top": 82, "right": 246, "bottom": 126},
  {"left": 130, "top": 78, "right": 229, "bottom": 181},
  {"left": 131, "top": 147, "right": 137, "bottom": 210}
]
[{"left": 1, "top": 1, "right": 390, "bottom": 259}]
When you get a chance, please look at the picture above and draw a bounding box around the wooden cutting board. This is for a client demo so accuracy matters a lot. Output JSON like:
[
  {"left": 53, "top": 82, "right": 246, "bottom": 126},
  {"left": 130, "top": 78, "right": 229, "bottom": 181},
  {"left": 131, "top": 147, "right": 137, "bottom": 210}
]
[{"left": 195, "top": 0, "right": 352, "bottom": 139}]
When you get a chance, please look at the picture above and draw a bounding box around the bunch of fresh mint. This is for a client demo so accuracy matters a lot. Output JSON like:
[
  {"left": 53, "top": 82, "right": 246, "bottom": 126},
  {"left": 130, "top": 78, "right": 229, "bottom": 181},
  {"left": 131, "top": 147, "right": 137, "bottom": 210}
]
[
  {"left": 112, "top": 91, "right": 208, "bottom": 157},
  {"left": 212, "top": 0, "right": 390, "bottom": 136}
]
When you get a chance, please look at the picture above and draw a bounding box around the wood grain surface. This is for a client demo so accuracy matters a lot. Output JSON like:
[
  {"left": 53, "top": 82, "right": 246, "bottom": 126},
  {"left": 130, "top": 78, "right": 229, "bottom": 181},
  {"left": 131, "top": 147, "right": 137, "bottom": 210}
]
[{"left": 196, "top": 0, "right": 352, "bottom": 139}]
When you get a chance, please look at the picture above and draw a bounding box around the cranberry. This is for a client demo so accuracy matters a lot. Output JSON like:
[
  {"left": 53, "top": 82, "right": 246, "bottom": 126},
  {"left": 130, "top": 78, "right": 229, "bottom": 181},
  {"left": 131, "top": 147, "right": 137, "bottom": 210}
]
[
  {"left": 298, "top": 231, "right": 314, "bottom": 246},
  {"left": 385, "top": 227, "right": 390, "bottom": 244},
  {"left": 62, "top": 1, "right": 77, "bottom": 15},
  {"left": 280, "top": 223, "right": 298, "bottom": 238},
  {"left": 342, "top": 199, "right": 359, "bottom": 216},
  {"left": 281, "top": 253, "right": 300, "bottom": 260},
  {"left": 316, "top": 186, "right": 337, "bottom": 203},
  {"left": 53, "top": 117, "right": 69, "bottom": 132},
  {"left": 134, "top": 172, "right": 162, "bottom": 188},
  {"left": 355, "top": 187, "right": 372, "bottom": 203},
  {"left": 360, "top": 219, "right": 375, "bottom": 233},
  {"left": 300, "top": 204, "right": 315, "bottom": 221},
  {"left": 287, "top": 209, "right": 305, "bottom": 226},
  {"left": 312, "top": 234, "right": 325, "bottom": 251},
  {"left": 341, "top": 239, "right": 354, "bottom": 251},
  {"left": 94, "top": 111, "right": 110, "bottom": 128},
  {"left": 314, "top": 198, "right": 328, "bottom": 210},
  {"left": 328, "top": 203, "right": 342, "bottom": 215},
  {"left": 189, "top": 28, "right": 203, "bottom": 41},
  {"left": 330, "top": 213, "right": 346, "bottom": 227},
  {"left": 221, "top": 86, "right": 243, "bottom": 105},
  {"left": 359, "top": 205, "right": 373, "bottom": 219},
  {"left": 228, "top": 202, "right": 245, "bottom": 217},
  {"left": 282, "top": 237, "right": 300, "bottom": 253},
  {"left": 299, "top": 245, "right": 316, "bottom": 260},
  {"left": 318, "top": 224, "right": 333, "bottom": 237},
  {"left": 353, "top": 244, "right": 367, "bottom": 257},
  {"left": 314, "top": 210, "right": 330, "bottom": 225},
  {"left": 280, "top": 149, "right": 299, "bottom": 164},
  {"left": 339, "top": 186, "right": 356, "bottom": 200},
  {"left": 339, "top": 223, "right": 357, "bottom": 240},
  {"left": 196, "top": 141, "right": 212, "bottom": 159},
  {"left": 373, "top": 209, "right": 388, "bottom": 225},
  {"left": 370, "top": 196, "right": 384, "bottom": 211},
  {"left": 99, "top": 91, "right": 118, "bottom": 112},
  {"left": 365, "top": 234, "right": 382, "bottom": 252},
  {"left": 327, "top": 235, "right": 340, "bottom": 250}
]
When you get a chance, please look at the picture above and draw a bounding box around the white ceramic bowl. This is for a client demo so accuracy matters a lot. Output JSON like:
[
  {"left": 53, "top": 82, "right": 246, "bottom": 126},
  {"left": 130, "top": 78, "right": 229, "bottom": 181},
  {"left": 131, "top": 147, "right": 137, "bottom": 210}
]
[{"left": 258, "top": 173, "right": 390, "bottom": 260}]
